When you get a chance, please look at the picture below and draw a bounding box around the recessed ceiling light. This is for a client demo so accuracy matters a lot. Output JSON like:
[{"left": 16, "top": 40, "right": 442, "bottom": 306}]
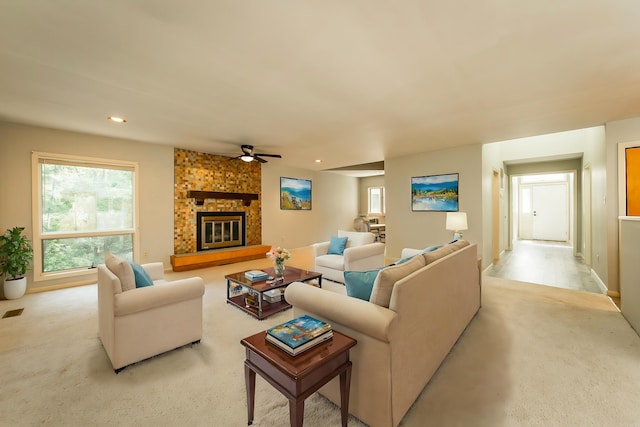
[
  {"left": 315, "top": 159, "right": 322, "bottom": 163},
  {"left": 107, "top": 116, "right": 127, "bottom": 123}
]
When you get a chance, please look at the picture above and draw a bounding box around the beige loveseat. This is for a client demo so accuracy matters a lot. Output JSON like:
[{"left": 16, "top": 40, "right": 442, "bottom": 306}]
[
  {"left": 312, "top": 230, "right": 386, "bottom": 283},
  {"left": 285, "top": 241, "right": 480, "bottom": 427},
  {"left": 97, "top": 260, "right": 205, "bottom": 373}
]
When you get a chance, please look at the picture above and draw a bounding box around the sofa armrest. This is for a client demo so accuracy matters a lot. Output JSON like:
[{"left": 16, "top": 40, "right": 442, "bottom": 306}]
[
  {"left": 344, "top": 242, "right": 385, "bottom": 263},
  {"left": 312, "top": 241, "right": 330, "bottom": 257},
  {"left": 285, "top": 282, "right": 397, "bottom": 342},
  {"left": 114, "top": 277, "right": 205, "bottom": 317},
  {"left": 141, "top": 262, "right": 165, "bottom": 281}
]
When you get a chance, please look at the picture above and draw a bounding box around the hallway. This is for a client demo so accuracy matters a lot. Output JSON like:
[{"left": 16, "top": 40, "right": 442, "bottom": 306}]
[{"left": 486, "top": 240, "right": 603, "bottom": 294}]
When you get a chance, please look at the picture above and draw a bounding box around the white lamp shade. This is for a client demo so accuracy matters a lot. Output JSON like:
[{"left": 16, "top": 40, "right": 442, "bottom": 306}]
[{"left": 446, "top": 212, "right": 468, "bottom": 231}]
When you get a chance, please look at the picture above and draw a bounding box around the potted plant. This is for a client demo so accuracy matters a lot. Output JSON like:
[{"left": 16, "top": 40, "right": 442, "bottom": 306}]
[{"left": 0, "top": 227, "right": 34, "bottom": 300}]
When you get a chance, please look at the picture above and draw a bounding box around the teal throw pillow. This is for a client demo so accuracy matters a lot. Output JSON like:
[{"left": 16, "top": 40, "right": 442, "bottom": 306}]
[
  {"left": 327, "top": 236, "right": 349, "bottom": 255},
  {"left": 345, "top": 268, "right": 382, "bottom": 301},
  {"left": 131, "top": 262, "right": 154, "bottom": 288},
  {"left": 422, "top": 245, "right": 442, "bottom": 253},
  {"left": 393, "top": 255, "right": 415, "bottom": 266}
]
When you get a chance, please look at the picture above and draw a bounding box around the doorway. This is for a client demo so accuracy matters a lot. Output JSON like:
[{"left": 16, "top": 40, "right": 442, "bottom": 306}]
[
  {"left": 491, "top": 170, "right": 603, "bottom": 294},
  {"left": 513, "top": 172, "right": 574, "bottom": 246}
]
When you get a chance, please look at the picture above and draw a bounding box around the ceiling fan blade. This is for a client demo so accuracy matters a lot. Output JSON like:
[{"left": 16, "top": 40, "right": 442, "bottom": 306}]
[
  {"left": 229, "top": 155, "right": 243, "bottom": 160},
  {"left": 254, "top": 153, "right": 282, "bottom": 158},
  {"left": 254, "top": 156, "right": 268, "bottom": 163}
]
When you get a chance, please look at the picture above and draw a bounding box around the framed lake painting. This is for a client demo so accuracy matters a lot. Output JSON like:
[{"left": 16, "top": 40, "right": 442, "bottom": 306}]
[
  {"left": 411, "top": 173, "right": 459, "bottom": 212},
  {"left": 280, "top": 177, "right": 312, "bottom": 210}
]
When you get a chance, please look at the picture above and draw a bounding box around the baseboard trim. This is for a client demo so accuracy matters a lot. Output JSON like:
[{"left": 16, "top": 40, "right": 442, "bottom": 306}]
[
  {"left": 482, "top": 263, "right": 494, "bottom": 274},
  {"left": 27, "top": 279, "right": 95, "bottom": 294},
  {"left": 591, "top": 269, "right": 608, "bottom": 294},
  {"left": 607, "top": 290, "right": 621, "bottom": 298}
]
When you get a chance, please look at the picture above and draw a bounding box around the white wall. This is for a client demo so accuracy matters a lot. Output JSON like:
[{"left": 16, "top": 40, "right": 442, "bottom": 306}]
[
  {"left": 261, "top": 163, "right": 359, "bottom": 249},
  {"left": 0, "top": 121, "right": 175, "bottom": 291},
  {"left": 482, "top": 142, "right": 503, "bottom": 265},
  {"left": 385, "top": 144, "right": 484, "bottom": 262}
]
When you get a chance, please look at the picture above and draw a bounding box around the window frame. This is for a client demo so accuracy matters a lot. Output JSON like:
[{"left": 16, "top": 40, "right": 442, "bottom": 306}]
[
  {"left": 618, "top": 141, "right": 640, "bottom": 216},
  {"left": 31, "top": 152, "right": 140, "bottom": 281},
  {"left": 368, "top": 186, "right": 385, "bottom": 215}
]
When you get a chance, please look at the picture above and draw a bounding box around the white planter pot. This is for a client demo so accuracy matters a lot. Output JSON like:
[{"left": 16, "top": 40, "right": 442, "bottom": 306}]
[{"left": 4, "top": 277, "right": 27, "bottom": 300}]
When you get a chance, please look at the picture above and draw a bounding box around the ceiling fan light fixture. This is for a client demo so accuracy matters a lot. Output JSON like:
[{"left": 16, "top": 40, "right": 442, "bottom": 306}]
[{"left": 240, "top": 155, "right": 254, "bottom": 162}]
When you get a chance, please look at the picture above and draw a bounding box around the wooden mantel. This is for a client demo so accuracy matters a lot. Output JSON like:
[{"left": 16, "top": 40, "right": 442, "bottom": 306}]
[
  {"left": 171, "top": 245, "right": 270, "bottom": 271},
  {"left": 187, "top": 190, "right": 259, "bottom": 206}
]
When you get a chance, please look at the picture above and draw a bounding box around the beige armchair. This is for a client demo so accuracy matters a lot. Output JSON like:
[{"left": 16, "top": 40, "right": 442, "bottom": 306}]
[
  {"left": 97, "top": 259, "right": 205, "bottom": 373},
  {"left": 312, "top": 230, "right": 385, "bottom": 283}
]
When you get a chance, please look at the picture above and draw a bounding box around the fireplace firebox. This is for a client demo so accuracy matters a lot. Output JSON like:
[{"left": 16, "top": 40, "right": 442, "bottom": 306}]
[{"left": 196, "top": 212, "right": 246, "bottom": 251}]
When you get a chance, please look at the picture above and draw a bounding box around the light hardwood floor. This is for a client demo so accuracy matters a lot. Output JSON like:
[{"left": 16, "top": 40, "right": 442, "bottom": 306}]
[{"left": 486, "top": 239, "right": 603, "bottom": 294}]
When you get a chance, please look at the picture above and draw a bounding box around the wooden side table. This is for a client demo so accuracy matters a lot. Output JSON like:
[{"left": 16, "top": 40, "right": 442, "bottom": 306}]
[{"left": 241, "top": 330, "right": 357, "bottom": 426}]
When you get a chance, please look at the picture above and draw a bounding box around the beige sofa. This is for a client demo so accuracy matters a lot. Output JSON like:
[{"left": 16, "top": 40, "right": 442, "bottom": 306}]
[
  {"left": 312, "top": 230, "right": 386, "bottom": 283},
  {"left": 285, "top": 241, "right": 480, "bottom": 427},
  {"left": 97, "top": 261, "right": 205, "bottom": 373}
]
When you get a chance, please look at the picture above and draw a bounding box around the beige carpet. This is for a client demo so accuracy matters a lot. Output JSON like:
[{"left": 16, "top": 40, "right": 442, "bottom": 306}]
[{"left": 2, "top": 252, "right": 640, "bottom": 426}]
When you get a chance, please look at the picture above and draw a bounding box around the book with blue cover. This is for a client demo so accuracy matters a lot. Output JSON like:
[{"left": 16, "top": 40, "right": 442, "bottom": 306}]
[
  {"left": 266, "top": 315, "right": 332, "bottom": 350},
  {"left": 244, "top": 270, "right": 268, "bottom": 281}
]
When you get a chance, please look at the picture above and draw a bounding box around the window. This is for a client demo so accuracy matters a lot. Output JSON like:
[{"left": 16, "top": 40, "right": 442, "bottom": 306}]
[
  {"left": 32, "top": 152, "right": 138, "bottom": 281},
  {"left": 368, "top": 187, "right": 385, "bottom": 214}
]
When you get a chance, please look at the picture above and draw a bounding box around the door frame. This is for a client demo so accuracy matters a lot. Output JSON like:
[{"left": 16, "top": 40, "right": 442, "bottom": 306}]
[{"left": 510, "top": 171, "right": 577, "bottom": 252}]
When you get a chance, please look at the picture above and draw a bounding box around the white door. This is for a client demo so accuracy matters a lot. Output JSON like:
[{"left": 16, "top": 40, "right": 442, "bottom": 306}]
[{"left": 532, "top": 183, "right": 569, "bottom": 241}]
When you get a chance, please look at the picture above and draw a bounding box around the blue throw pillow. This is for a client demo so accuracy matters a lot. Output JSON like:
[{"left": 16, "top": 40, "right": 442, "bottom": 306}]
[
  {"left": 327, "top": 236, "right": 349, "bottom": 255},
  {"left": 131, "top": 262, "right": 154, "bottom": 288},
  {"left": 393, "top": 255, "right": 415, "bottom": 266},
  {"left": 345, "top": 269, "right": 382, "bottom": 301},
  {"left": 422, "top": 245, "right": 442, "bottom": 253}
]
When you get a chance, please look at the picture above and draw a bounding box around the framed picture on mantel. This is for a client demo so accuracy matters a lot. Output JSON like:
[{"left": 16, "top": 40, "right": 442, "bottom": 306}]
[
  {"left": 280, "top": 177, "right": 312, "bottom": 210},
  {"left": 411, "top": 173, "right": 459, "bottom": 212}
]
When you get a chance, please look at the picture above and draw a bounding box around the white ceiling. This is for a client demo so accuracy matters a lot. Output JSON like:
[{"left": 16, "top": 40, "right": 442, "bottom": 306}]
[{"left": 2, "top": 1, "right": 640, "bottom": 172}]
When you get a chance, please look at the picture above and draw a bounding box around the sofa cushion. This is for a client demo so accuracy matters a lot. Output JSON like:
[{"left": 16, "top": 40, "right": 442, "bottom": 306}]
[
  {"left": 327, "top": 236, "right": 349, "bottom": 255},
  {"left": 423, "top": 239, "right": 469, "bottom": 265},
  {"left": 369, "top": 255, "right": 426, "bottom": 308},
  {"left": 345, "top": 268, "right": 382, "bottom": 301},
  {"left": 131, "top": 262, "right": 154, "bottom": 288},
  {"left": 315, "top": 254, "right": 346, "bottom": 270},
  {"left": 338, "top": 230, "right": 375, "bottom": 247},
  {"left": 105, "top": 253, "right": 136, "bottom": 292}
]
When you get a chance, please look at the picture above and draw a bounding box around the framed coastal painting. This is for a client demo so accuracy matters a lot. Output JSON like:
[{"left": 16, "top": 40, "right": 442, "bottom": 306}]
[
  {"left": 411, "top": 173, "right": 459, "bottom": 212},
  {"left": 280, "top": 177, "right": 312, "bottom": 210}
]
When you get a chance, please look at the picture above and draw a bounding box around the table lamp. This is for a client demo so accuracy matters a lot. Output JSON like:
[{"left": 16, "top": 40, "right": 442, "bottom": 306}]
[{"left": 446, "top": 212, "right": 468, "bottom": 240}]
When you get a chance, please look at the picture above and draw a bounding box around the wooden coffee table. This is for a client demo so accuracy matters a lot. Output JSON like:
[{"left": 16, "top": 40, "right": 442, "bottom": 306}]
[
  {"left": 226, "top": 266, "right": 322, "bottom": 320},
  {"left": 241, "top": 329, "right": 357, "bottom": 427}
]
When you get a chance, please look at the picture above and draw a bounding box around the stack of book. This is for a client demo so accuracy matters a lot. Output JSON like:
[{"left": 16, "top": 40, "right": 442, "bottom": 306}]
[
  {"left": 266, "top": 315, "right": 333, "bottom": 356},
  {"left": 244, "top": 270, "right": 268, "bottom": 281}
]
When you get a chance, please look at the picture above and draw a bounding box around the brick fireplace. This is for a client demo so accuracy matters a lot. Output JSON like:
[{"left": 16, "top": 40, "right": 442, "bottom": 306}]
[{"left": 173, "top": 148, "right": 262, "bottom": 256}]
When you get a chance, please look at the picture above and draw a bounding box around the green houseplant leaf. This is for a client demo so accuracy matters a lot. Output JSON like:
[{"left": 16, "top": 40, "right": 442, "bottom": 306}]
[{"left": 0, "top": 227, "right": 34, "bottom": 280}]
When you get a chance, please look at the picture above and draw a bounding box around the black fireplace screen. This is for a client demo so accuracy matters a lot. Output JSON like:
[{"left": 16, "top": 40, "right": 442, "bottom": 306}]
[{"left": 196, "top": 212, "right": 246, "bottom": 251}]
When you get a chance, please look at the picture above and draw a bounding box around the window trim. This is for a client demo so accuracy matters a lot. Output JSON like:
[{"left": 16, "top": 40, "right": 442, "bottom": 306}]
[
  {"left": 618, "top": 141, "right": 640, "bottom": 217},
  {"left": 31, "top": 151, "right": 140, "bottom": 281}
]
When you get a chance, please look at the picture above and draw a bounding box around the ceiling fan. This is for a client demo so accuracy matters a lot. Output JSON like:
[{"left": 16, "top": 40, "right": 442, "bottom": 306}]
[{"left": 230, "top": 144, "right": 282, "bottom": 163}]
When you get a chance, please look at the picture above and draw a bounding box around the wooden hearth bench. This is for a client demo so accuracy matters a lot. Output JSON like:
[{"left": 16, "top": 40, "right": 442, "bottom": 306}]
[{"left": 170, "top": 245, "right": 271, "bottom": 272}]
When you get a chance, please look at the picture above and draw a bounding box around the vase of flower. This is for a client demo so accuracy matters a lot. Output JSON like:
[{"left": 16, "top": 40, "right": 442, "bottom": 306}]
[
  {"left": 267, "top": 246, "right": 291, "bottom": 279},
  {"left": 274, "top": 260, "right": 285, "bottom": 277}
]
